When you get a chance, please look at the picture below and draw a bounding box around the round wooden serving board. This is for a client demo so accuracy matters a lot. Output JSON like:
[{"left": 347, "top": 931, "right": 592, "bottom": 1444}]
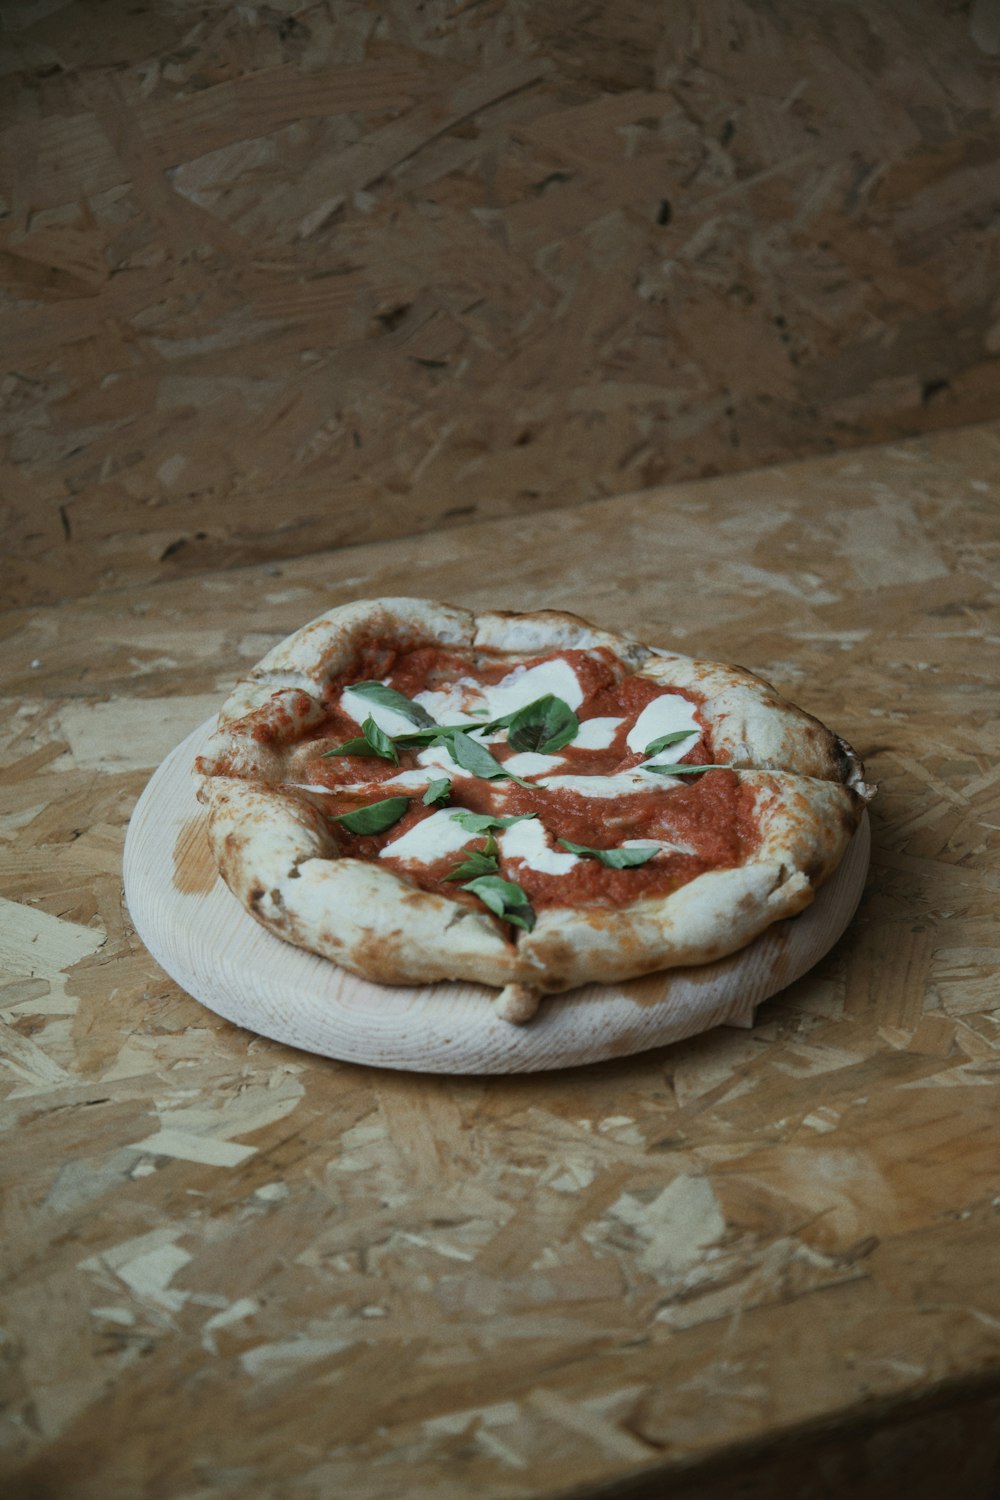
[{"left": 124, "top": 721, "right": 871, "bottom": 1075}]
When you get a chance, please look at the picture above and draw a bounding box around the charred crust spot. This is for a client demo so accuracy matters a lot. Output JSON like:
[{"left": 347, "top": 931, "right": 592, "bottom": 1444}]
[
  {"left": 248, "top": 885, "right": 266, "bottom": 910},
  {"left": 833, "top": 734, "right": 865, "bottom": 788}
]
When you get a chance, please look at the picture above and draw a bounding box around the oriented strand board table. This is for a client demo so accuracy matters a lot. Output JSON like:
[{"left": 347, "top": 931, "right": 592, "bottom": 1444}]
[{"left": 3, "top": 424, "right": 1000, "bottom": 1498}]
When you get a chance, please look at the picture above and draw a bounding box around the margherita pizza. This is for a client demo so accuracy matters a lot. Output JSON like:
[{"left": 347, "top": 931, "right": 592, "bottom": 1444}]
[{"left": 195, "top": 598, "right": 873, "bottom": 1022}]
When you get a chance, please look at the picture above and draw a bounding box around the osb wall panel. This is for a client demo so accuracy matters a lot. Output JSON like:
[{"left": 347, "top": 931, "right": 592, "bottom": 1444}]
[{"left": 2, "top": 0, "right": 1000, "bottom": 608}]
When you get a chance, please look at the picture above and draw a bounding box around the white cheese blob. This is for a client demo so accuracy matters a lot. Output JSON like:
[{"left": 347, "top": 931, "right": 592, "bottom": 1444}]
[
  {"left": 503, "top": 750, "right": 566, "bottom": 778},
  {"left": 538, "top": 768, "right": 681, "bottom": 798},
  {"left": 412, "top": 680, "right": 487, "bottom": 724},
  {"left": 379, "top": 810, "right": 471, "bottom": 865},
  {"left": 501, "top": 818, "right": 580, "bottom": 875},
  {"left": 291, "top": 770, "right": 436, "bottom": 794},
  {"left": 339, "top": 686, "right": 414, "bottom": 738},
  {"left": 627, "top": 693, "right": 700, "bottom": 763},
  {"left": 572, "top": 716, "right": 623, "bottom": 751},
  {"left": 415, "top": 742, "right": 475, "bottom": 779},
  {"left": 484, "top": 657, "right": 584, "bottom": 716},
  {"left": 378, "top": 769, "right": 439, "bottom": 790}
]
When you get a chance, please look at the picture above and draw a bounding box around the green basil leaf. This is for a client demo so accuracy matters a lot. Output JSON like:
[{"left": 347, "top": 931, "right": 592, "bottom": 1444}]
[
  {"left": 391, "top": 726, "right": 446, "bottom": 747},
  {"left": 468, "top": 708, "right": 517, "bottom": 736},
  {"left": 643, "top": 763, "right": 727, "bottom": 776},
  {"left": 422, "top": 778, "right": 452, "bottom": 807},
  {"left": 450, "top": 811, "right": 537, "bottom": 834},
  {"left": 558, "top": 838, "right": 660, "bottom": 869},
  {"left": 644, "top": 729, "right": 697, "bottom": 756},
  {"left": 506, "top": 695, "right": 579, "bottom": 754},
  {"left": 335, "top": 796, "right": 410, "bottom": 835},
  {"left": 444, "top": 849, "right": 499, "bottom": 882},
  {"left": 461, "top": 875, "right": 536, "bottom": 932},
  {"left": 470, "top": 695, "right": 561, "bottom": 738},
  {"left": 322, "top": 736, "right": 376, "bottom": 758},
  {"left": 392, "top": 722, "right": 480, "bottom": 747},
  {"left": 346, "top": 680, "right": 437, "bottom": 729},
  {"left": 446, "top": 730, "right": 532, "bottom": 786},
  {"left": 323, "top": 715, "right": 399, "bottom": 762},
  {"left": 361, "top": 715, "right": 399, "bottom": 764},
  {"left": 443, "top": 832, "right": 500, "bottom": 883}
]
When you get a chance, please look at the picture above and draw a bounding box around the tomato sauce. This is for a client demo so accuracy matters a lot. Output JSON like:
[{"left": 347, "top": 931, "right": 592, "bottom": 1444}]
[{"left": 275, "top": 644, "right": 760, "bottom": 913}]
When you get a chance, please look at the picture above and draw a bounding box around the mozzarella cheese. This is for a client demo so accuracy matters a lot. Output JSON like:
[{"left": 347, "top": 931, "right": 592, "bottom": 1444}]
[
  {"left": 501, "top": 818, "right": 580, "bottom": 875},
  {"left": 485, "top": 657, "right": 584, "bottom": 716},
  {"left": 378, "top": 769, "right": 439, "bottom": 790},
  {"left": 412, "top": 680, "right": 486, "bottom": 724},
  {"left": 415, "top": 742, "right": 475, "bottom": 778},
  {"left": 626, "top": 693, "right": 700, "bottom": 763},
  {"left": 379, "top": 810, "right": 471, "bottom": 864},
  {"left": 572, "top": 716, "right": 623, "bottom": 750},
  {"left": 339, "top": 687, "right": 414, "bottom": 738},
  {"left": 538, "top": 767, "right": 681, "bottom": 798},
  {"left": 503, "top": 750, "right": 566, "bottom": 778}
]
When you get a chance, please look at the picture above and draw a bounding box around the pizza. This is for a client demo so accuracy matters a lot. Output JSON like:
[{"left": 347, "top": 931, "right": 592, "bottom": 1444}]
[{"left": 194, "top": 598, "right": 873, "bottom": 1023}]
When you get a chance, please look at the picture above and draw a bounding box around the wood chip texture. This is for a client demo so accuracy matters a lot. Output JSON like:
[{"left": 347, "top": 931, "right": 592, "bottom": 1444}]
[
  {"left": 2, "top": 423, "right": 1000, "bottom": 1497},
  {"left": 3, "top": 2, "right": 1000, "bottom": 606}
]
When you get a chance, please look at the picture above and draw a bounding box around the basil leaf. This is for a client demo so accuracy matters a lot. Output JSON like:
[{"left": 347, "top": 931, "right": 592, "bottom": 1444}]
[
  {"left": 468, "top": 708, "right": 517, "bottom": 736},
  {"left": 391, "top": 726, "right": 446, "bottom": 747},
  {"left": 346, "top": 680, "right": 437, "bottom": 729},
  {"left": 392, "top": 723, "right": 479, "bottom": 747},
  {"left": 644, "top": 729, "right": 697, "bottom": 756},
  {"left": 335, "top": 796, "right": 410, "bottom": 835},
  {"left": 643, "top": 763, "right": 726, "bottom": 776},
  {"left": 558, "top": 838, "right": 660, "bottom": 869},
  {"left": 446, "top": 730, "right": 532, "bottom": 786},
  {"left": 444, "top": 848, "right": 499, "bottom": 882},
  {"left": 323, "top": 736, "right": 375, "bottom": 758},
  {"left": 461, "top": 875, "right": 536, "bottom": 932},
  {"left": 443, "top": 832, "right": 500, "bottom": 883},
  {"left": 470, "top": 696, "right": 554, "bottom": 737},
  {"left": 362, "top": 715, "right": 399, "bottom": 764},
  {"left": 422, "top": 777, "right": 452, "bottom": 806},
  {"left": 323, "top": 716, "right": 399, "bottom": 763},
  {"left": 507, "top": 694, "right": 579, "bottom": 754},
  {"left": 450, "top": 811, "right": 537, "bottom": 834}
]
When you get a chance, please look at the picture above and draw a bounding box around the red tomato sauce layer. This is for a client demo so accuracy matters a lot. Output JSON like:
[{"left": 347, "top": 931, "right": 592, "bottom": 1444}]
[{"left": 274, "top": 644, "right": 760, "bottom": 914}]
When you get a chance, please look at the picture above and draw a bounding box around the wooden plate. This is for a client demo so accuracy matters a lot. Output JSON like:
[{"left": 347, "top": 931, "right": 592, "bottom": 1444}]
[{"left": 124, "top": 721, "right": 871, "bottom": 1075}]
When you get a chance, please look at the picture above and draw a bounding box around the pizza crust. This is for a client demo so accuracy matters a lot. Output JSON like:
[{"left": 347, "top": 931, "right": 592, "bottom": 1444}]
[
  {"left": 196, "top": 597, "right": 874, "bottom": 1011},
  {"left": 639, "top": 655, "right": 871, "bottom": 793}
]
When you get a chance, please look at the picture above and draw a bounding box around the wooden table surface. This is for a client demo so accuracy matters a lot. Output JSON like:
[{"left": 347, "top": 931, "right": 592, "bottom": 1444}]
[{"left": 3, "top": 422, "right": 1000, "bottom": 1498}]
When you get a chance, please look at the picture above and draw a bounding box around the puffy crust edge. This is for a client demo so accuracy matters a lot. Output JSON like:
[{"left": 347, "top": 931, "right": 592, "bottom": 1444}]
[
  {"left": 641, "top": 653, "right": 873, "bottom": 797},
  {"left": 473, "top": 607, "right": 649, "bottom": 666},
  {"left": 198, "top": 777, "right": 522, "bottom": 986}
]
